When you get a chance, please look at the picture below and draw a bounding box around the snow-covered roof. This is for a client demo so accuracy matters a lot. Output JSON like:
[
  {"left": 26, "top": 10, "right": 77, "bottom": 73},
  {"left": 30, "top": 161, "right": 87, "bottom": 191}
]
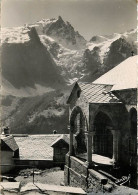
[
  {"left": 93, "top": 56, "right": 137, "bottom": 91},
  {"left": 14, "top": 134, "right": 69, "bottom": 160}
]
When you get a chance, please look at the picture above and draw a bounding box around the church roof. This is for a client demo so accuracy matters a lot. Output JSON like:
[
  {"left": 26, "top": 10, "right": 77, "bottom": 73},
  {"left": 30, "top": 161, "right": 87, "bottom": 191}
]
[
  {"left": 93, "top": 56, "right": 137, "bottom": 91},
  {"left": 67, "top": 82, "right": 121, "bottom": 104},
  {"left": 79, "top": 82, "right": 120, "bottom": 103}
]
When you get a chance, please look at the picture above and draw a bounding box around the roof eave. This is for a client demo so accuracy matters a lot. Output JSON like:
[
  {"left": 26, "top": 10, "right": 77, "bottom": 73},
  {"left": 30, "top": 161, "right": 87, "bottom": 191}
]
[
  {"left": 111, "top": 87, "right": 137, "bottom": 92},
  {"left": 51, "top": 139, "right": 69, "bottom": 147},
  {"left": 89, "top": 101, "right": 122, "bottom": 104}
]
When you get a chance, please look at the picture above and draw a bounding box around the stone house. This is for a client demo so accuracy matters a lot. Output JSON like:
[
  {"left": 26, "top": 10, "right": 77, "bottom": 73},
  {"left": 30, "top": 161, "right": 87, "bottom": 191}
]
[
  {"left": 64, "top": 56, "right": 137, "bottom": 191},
  {"left": 51, "top": 134, "right": 69, "bottom": 165},
  {"left": 1, "top": 133, "right": 19, "bottom": 174}
]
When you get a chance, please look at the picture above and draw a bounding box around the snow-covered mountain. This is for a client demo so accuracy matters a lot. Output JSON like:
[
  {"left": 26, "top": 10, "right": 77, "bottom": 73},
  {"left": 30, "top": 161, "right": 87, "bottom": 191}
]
[
  {"left": 1, "top": 16, "right": 137, "bottom": 134},
  {"left": 88, "top": 29, "right": 137, "bottom": 64},
  {"left": 1, "top": 17, "right": 136, "bottom": 91},
  {"left": 82, "top": 29, "right": 137, "bottom": 82},
  {"left": 29, "top": 16, "right": 87, "bottom": 50}
]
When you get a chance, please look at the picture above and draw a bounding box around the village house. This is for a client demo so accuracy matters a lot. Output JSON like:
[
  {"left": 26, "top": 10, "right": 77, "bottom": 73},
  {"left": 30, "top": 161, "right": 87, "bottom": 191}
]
[
  {"left": 64, "top": 56, "right": 137, "bottom": 191},
  {"left": 14, "top": 134, "right": 69, "bottom": 168},
  {"left": 51, "top": 134, "right": 69, "bottom": 166},
  {"left": 1, "top": 128, "right": 19, "bottom": 174}
]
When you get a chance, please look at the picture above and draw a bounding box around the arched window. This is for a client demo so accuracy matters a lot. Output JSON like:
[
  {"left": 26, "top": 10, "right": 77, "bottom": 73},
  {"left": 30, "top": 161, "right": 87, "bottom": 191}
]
[
  {"left": 74, "top": 113, "right": 81, "bottom": 135},
  {"left": 93, "top": 112, "right": 113, "bottom": 158},
  {"left": 70, "top": 107, "right": 87, "bottom": 156}
]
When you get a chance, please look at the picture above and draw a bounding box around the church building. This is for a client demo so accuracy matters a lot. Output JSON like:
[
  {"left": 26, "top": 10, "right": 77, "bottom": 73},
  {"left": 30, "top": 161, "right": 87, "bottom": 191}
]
[{"left": 64, "top": 56, "right": 137, "bottom": 191}]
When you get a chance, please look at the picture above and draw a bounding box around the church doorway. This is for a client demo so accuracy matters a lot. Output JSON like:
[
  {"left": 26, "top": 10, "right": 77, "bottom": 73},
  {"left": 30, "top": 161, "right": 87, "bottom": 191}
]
[{"left": 93, "top": 112, "right": 113, "bottom": 158}]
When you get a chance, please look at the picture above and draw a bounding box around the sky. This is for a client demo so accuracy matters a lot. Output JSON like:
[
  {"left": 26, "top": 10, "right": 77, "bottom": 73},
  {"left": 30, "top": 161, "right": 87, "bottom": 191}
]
[{"left": 1, "top": 0, "right": 137, "bottom": 40}]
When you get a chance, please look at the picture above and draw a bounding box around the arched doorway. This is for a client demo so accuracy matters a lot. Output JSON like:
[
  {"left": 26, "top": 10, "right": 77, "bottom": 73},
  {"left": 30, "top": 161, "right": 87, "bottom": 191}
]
[
  {"left": 70, "top": 106, "right": 87, "bottom": 155},
  {"left": 93, "top": 112, "right": 113, "bottom": 158}
]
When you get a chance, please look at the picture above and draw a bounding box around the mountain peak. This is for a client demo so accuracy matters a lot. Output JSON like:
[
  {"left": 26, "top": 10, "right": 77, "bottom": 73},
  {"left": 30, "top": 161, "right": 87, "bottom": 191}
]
[
  {"left": 58, "top": 16, "right": 64, "bottom": 22},
  {"left": 33, "top": 16, "right": 86, "bottom": 50}
]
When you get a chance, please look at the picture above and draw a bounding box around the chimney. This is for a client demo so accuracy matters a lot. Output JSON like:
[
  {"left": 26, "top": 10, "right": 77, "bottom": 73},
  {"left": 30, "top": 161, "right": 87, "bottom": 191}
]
[
  {"left": 4, "top": 127, "right": 10, "bottom": 136},
  {"left": 53, "top": 130, "right": 57, "bottom": 134}
]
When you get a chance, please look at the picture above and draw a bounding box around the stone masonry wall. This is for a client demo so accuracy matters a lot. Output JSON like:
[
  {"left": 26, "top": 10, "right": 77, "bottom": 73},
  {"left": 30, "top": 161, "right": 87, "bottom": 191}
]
[
  {"left": 88, "top": 173, "right": 103, "bottom": 193},
  {"left": 64, "top": 155, "right": 88, "bottom": 191},
  {"left": 64, "top": 155, "right": 114, "bottom": 192},
  {"left": 87, "top": 169, "right": 111, "bottom": 193}
]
